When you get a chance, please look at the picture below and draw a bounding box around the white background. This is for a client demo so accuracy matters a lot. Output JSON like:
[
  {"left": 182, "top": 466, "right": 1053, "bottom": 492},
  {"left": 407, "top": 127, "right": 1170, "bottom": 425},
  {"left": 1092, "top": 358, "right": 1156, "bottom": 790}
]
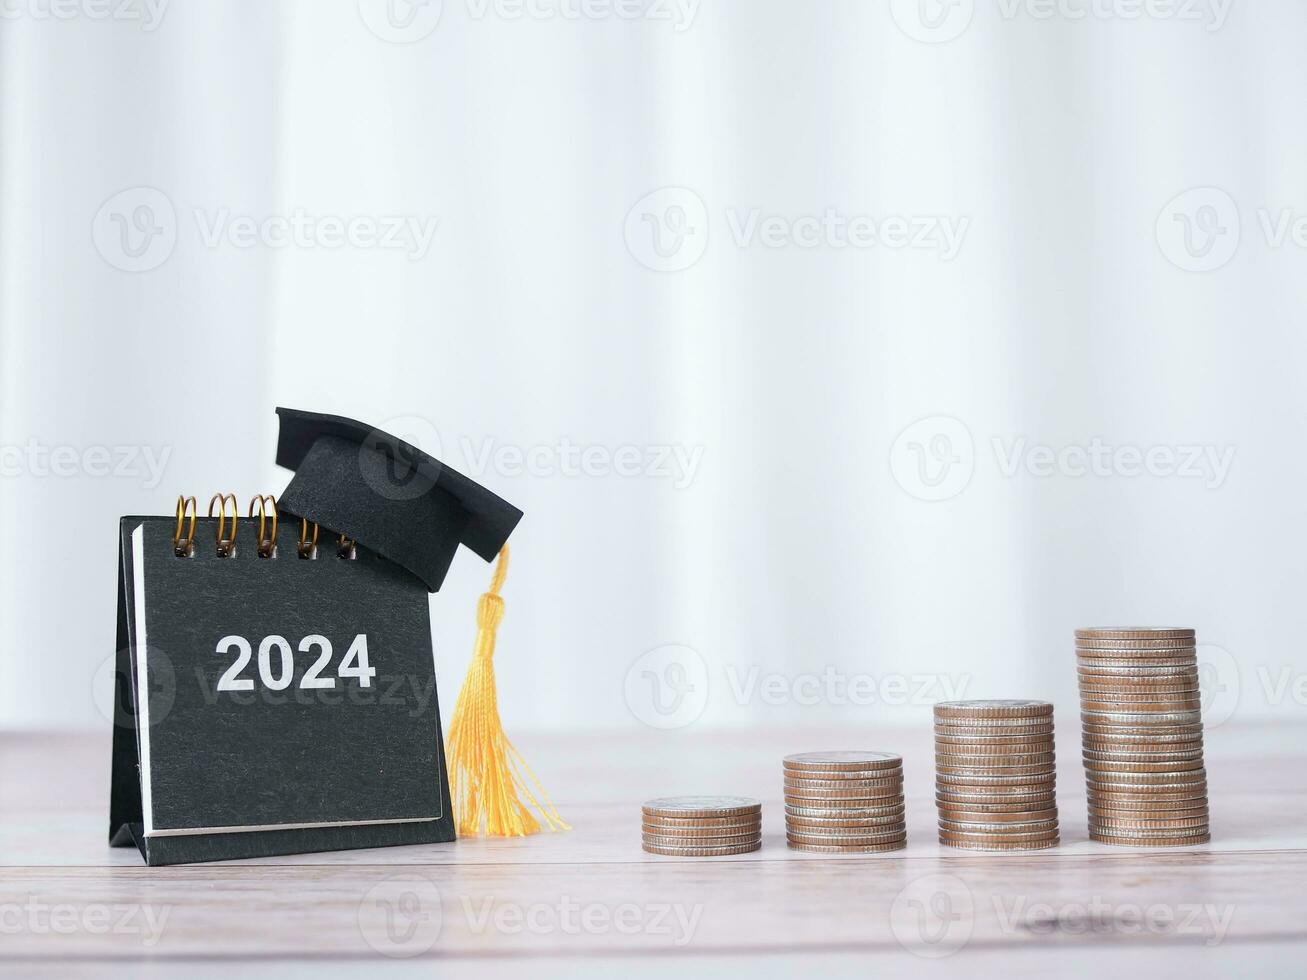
[{"left": 1, "top": 0, "right": 1304, "bottom": 734}]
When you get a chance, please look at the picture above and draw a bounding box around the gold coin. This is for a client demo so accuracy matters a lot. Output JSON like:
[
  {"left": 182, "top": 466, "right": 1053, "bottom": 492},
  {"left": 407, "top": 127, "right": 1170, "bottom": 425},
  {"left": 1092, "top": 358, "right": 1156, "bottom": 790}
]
[
  {"left": 643, "top": 840, "right": 762, "bottom": 856},
  {"left": 786, "top": 839, "right": 907, "bottom": 853},
  {"left": 1083, "top": 760, "right": 1205, "bottom": 775},
  {"left": 934, "top": 733, "right": 1055, "bottom": 748},
  {"left": 787, "top": 830, "right": 906, "bottom": 846},
  {"left": 782, "top": 751, "right": 903, "bottom": 772},
  {"left": 935, "top": 799, "right": 1056, "bottom": 815},
  {"left": 938, "top": 818, "right": 1059, "bottom": 834},
  {"left": 1081, "top": 700, "right": 1202, "bottom": 714},
  {"left": 641, "top": 796, "right": 761, "bottom": 818},
  {"left": 1075, "top": 638, "right": 1197, "bottom": 650},
  {"left": 940, "top": 836, "right": 1060, "bottom": 851},
  {"left": 783, "top": 775, "right": 903, "bottom": 791},
  {"left": 936, "top": 771, "right": 1056, "bottom": 786},
  {"left": 935, "top": 757, "right": 1056, "bottom": 773},
  {"left": 936, "top": 806, "right": 1058, "bottom": 823},
  {"left": 784, "top": 789, "right": 903, "bottom": 804},
  {"left": 642, "top": 831, "right": 762, "bottom": 848},
  {"left": 784, "top": 802, "right": 905, "bottom": 819},
  {"left": 641, "top": 814, "right": 764, "bottom": 830},
  {"left": 1082, "top": 747, "right": 1204, "bottom": 762},
  {"left": 781, "top": 766, "right": 903, "bottom": 781},
  {"left": 1077, "top": 656, "right": 1197, "bottom": 669},
  {"left": 936, "top": 761, "right": 1056, "bottom": 777},
  {"left": 934, "top": 700, "right": 1053, "bottom": 720},
  {"left": 1076, "top": 628, "right": 1195, "bottom": 640},
  {"left": 1089, "top": 831, "right": 1210, "bottom": 847},
  {"left": 785, "top": 813, "right": 908, "bottom": 830},
  {"left": 1088, "top": 792, "right": 1208, "bottom": 807},
  {"left": 1088, "top": 802, "right": 1208, "bottom": 816},
  {"left": 784, "top": 822, "right": 907, "bottom": 838},
  {"left": 1081, "top": 710, "right": 1202, "bottom": 726},
  {"left": 934, "top": 719, "right": 1055, "bottom": 734},
  {"left": 641, "top": 823, "right": 761, "bottom": 838},
  {"left": 1090, "top": 816, "right": 1210, "bottom": 831},
  {"left": 1082, "top": 723, "right": 1204, "bottom": 739}
]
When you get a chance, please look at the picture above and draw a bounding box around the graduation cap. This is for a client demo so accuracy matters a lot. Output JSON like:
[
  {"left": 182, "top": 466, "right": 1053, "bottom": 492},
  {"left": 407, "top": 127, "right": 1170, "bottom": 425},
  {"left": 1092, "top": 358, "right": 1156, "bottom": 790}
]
[
  {"left": 274, "top": 407, "right": 566, "bottom": 838},
  {"left": 274, "top": 407, "right": 523, "bottom": 591}
]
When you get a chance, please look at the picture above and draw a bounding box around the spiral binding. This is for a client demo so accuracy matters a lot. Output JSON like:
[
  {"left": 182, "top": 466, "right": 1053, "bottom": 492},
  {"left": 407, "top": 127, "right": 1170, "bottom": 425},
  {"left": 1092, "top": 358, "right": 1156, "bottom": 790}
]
[{"left": 172, "top": 494, "right": 348, "bottom": 561}]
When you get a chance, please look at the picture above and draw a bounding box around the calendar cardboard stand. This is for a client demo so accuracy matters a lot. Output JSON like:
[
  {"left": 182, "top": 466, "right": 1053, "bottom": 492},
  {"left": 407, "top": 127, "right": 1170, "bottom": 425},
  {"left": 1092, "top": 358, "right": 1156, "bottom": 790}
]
[{"left": 109, "top": 408, "right": 523, "bottom": 866}]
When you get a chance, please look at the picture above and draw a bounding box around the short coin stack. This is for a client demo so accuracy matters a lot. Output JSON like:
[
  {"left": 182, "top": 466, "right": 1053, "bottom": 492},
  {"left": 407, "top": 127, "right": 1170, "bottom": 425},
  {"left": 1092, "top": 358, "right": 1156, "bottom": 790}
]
[
  {"left": 1076, "top": 627, "right": 1210, "bottom": 846},
  {"left": 934, "top": 700, "right": 1060, "bottom": 850},
  {"left": 783, "top": 751, "right": 906, "bottom": 852},
  {"left": 641, "top": 796, "right": 762, "bottom": 856}
]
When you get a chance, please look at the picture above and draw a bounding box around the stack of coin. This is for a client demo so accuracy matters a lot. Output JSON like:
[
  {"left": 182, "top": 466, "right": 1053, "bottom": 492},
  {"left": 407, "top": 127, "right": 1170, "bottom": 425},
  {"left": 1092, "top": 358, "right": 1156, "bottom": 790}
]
[
  {"left": 783, "top": 751, "right": 906, "bottom": 852},
  {"left": 641, "top": 796, "right": 762, "bottom": 856},
  {"left": 1076, "top": 628, "right": 1210, "bottom": 846},
  {"left": 934, "top": 700, "right": 1060, "bottom": 850}
]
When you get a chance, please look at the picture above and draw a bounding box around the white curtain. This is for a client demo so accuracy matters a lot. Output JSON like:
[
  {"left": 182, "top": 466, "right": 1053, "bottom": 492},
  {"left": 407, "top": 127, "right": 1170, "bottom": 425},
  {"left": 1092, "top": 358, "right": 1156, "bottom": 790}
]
[{"left": 2, "top": 0, "right": 1304, "bottom": 732}]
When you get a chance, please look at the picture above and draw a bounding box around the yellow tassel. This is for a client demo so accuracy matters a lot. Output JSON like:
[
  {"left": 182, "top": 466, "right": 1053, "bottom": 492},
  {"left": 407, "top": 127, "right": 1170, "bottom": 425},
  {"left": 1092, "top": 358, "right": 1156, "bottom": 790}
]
[{"left": 445, "top": 544, "right": 569, "bottom": 837}]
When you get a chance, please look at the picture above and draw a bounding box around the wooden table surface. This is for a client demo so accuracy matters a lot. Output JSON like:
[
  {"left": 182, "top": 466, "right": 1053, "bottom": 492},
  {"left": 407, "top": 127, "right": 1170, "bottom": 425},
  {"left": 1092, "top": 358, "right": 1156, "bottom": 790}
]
[{"left": 2, "top": 722, "right": 1305, "bottom": 977}]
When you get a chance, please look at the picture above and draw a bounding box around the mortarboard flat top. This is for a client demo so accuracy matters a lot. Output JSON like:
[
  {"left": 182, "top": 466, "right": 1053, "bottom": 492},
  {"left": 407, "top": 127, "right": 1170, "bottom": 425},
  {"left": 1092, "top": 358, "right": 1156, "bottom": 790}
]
[{"left": 274, "top": 407, "right": 523, "bottom": 592}]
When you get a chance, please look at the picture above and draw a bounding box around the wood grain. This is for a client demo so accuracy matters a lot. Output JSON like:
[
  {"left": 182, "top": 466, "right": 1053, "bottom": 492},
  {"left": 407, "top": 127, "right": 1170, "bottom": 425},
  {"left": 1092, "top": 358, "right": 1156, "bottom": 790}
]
[{"left": 2, "top": 723, "right": 1305, "bottom": 972}]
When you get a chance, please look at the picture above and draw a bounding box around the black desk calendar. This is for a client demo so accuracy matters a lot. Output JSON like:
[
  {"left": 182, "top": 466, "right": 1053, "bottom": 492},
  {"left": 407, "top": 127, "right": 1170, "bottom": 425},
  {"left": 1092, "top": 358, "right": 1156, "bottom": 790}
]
[{"left": 110, "top": 408, "right": 523, "bottom": 866}]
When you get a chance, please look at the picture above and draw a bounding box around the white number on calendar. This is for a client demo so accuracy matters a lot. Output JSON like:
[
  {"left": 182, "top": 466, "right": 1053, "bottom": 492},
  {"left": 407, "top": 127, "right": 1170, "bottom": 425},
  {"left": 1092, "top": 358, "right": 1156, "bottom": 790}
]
[{"left": 215, "top": 633, "right": 376, "bottom": 692}]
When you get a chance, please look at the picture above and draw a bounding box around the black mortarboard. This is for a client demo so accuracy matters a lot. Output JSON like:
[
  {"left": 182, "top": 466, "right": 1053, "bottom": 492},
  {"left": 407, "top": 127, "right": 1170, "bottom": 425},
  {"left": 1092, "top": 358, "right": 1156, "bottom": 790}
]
[{"left": 274, "top": 407, "right": 523, "bottom": 591}]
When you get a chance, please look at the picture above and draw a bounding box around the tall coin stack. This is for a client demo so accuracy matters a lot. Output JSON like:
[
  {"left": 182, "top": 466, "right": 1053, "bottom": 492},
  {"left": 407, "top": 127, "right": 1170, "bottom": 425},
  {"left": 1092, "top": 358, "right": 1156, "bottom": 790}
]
[
  {"left": 783, "top": 751, "right": 906, "bottom": 853},
  {"left": 641, "top": 796, "right": 762, "bottom": 856},
  {"left": 934, "top": 700, "right": 1060, "bottom": 850},
  {"left": 1076, "top": 628, "right": 1210, "bottom": 846}
]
